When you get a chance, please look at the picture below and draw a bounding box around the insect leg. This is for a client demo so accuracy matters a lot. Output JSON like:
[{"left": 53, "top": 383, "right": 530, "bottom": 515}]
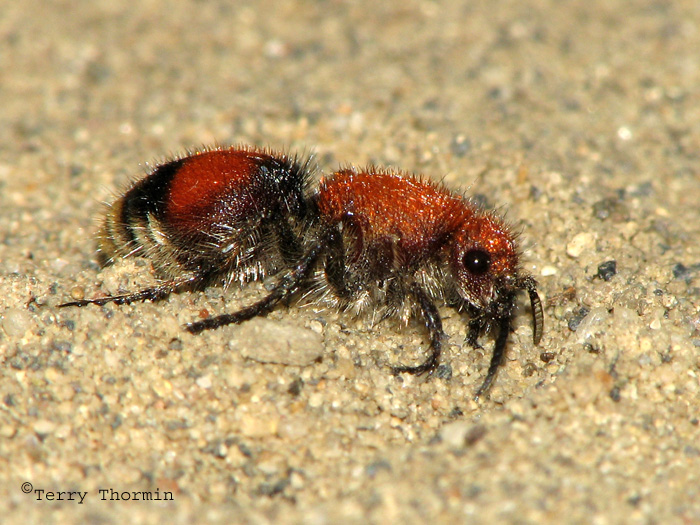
[
  {"left": 323, "top": 227, "right": 356, "bottom": 301},
  {"left": 391, "top": 282, "right": 445, "bottom": 377},
  {"left": 58, "top": 274, "right": 202, "bottom": 308},
  {"left": 466, "top": 314, "right": 487, "bottom": 349},
  {"left": 186, "top": 234, "right": 326, "bottom": 334},
  {"left": 473, "top": 314, "right": 511, "bottom": 400}
]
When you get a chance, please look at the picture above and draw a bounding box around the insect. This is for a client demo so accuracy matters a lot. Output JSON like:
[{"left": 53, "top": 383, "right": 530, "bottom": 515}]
[{"left": 60, "top": 145, "right": 544, "bottom": 399}]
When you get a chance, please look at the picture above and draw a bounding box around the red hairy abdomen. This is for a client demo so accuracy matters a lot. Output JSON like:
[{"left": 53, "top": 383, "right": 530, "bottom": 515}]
[{"left": 165, "top": 150, "right": 267, "bottom": 232}]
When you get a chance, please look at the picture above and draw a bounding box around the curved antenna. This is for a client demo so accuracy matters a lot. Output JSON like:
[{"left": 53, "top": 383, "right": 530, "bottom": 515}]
[
  {"left": 517, "top": 275, "right": 544, "bottom": 345},
  {"left": 528, "top": 287, "right": 544, "bottom": 345}
]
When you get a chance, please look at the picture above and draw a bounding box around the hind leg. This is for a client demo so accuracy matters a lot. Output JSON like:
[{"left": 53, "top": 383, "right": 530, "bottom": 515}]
[
  {"left": 185, "top": 233, "right": 328, "bottom": 334},
  {"left": 59, "top": 273, "right": 203, "bottom": 308}
]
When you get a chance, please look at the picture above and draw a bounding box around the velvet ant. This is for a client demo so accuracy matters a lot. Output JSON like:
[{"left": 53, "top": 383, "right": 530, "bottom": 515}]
[{"left": 60, "top": 145, "right": 543, "bottom": 399}]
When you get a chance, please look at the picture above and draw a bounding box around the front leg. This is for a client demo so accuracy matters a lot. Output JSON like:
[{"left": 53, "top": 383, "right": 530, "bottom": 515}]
[
  {"left": 391, "top": 282, "right": 445, "bottom": 377},
  {"left": 466, "top": 314, "right": 487, "bottom": 349},
  {"left": 473, "top": 314, "right": 511, "bottom": 400}
]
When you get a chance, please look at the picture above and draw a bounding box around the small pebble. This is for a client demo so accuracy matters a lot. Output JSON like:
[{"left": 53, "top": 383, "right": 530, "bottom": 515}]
[
  {"left": 2, "top": 308, "right": 33, "bottom": 338},
  {"left": 596, "top": 260, "right": 617, "bottom": 281},
  {"left": 196, "top": 375, "right": 212, "bottom": 389},
  {"left": 438, "top": 422, "right": 487, "bottom": 449},
  {"left": 237, "top": 319, "right": 323, "bottom": 366},
  {"left": 566, "top": 232, "right": 595, "bottom": 258},
  {"left": 33, "top": 419, "right": 56, "bottom": 437}
]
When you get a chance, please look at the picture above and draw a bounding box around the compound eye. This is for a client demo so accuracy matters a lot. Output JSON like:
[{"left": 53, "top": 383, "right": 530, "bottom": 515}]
[{"left": 462, "top": 249, "right": 491, "bottom": 276}]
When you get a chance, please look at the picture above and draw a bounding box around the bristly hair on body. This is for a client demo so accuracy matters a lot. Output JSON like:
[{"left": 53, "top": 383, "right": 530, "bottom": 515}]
[{"left": 60, "top": 145, "right": 544, "bottom": 400}]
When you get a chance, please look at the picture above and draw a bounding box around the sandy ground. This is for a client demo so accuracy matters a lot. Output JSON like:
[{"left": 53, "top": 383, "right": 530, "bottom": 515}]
[{"left": 1, "top": 1, "right": 699, "bottom": 523}]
